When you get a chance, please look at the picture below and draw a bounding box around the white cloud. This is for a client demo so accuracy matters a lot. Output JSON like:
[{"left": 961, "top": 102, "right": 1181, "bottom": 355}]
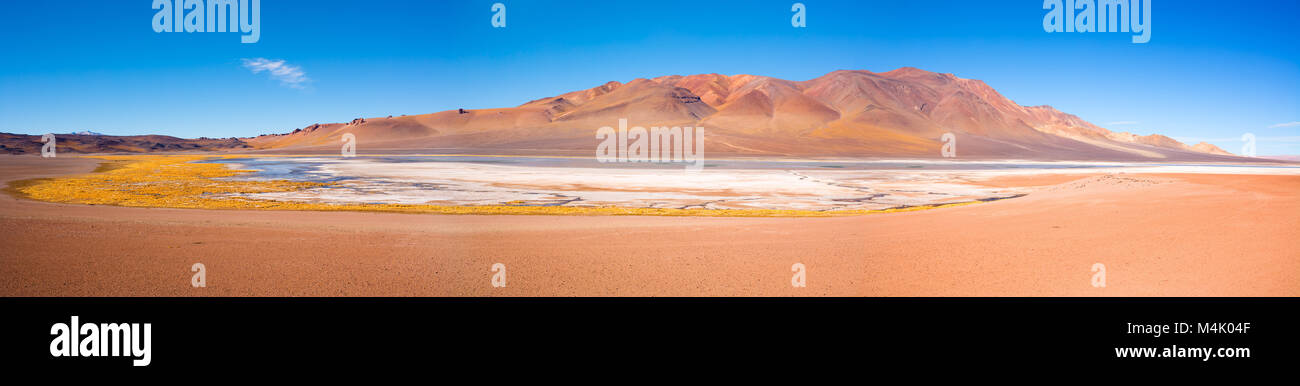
[
  {"left": 241, "top": 58, "right": 310, "bottom": 89},
  {"left": 1267, "top": 121, "right": 1300, "bottom": 129}
]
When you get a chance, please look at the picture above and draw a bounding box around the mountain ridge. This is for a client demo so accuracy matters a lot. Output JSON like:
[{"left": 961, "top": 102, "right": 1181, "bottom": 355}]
[
  {"left": 0, "top": 67, "right": 1249, "bottom": 161},
  {"left": 243, "top": 67, "right": 1245, "bottom": 161}
]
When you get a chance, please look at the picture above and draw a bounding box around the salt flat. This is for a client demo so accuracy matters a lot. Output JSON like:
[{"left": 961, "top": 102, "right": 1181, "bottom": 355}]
[{"left": 211, "top": 156, "right": 1300, "bottom": 212}]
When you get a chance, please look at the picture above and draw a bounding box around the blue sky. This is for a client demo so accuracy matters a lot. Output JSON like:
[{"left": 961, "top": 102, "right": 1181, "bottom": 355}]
[{"left": 1, "top": 0, "right": 1297, "bottom": 155}]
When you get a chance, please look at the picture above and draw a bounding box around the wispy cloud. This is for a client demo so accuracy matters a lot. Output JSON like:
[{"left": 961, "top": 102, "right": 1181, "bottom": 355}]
[
  {"left": 241, "top": 58, "right": 310, "bottom": 89},
  {"left": 1107, "top": 121, "right": 1138, "bottom": 126},
  {"left": 1267, "top": 121, "right": 1300, "bottom": 129}
]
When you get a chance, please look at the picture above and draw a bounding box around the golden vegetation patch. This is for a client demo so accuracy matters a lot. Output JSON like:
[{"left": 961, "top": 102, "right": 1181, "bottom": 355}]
[
  {"left": 15, "top": 155, "right": 984, "bottom": 217},
  {"left": 17, "top": 155, "right": 324, "bottom": 209}
]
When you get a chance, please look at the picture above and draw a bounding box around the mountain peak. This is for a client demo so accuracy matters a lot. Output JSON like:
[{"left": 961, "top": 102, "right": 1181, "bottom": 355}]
[{"left": 884, "top": 66, "right": 926, "bottom": 74}]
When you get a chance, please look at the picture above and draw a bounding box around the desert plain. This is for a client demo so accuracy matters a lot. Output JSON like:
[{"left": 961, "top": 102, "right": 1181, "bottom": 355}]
[{"left": 1, "top": 154, "right": 1296, "bottom": 296}]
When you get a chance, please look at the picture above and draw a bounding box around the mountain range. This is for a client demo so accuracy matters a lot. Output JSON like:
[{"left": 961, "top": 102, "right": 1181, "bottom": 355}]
[{"left": 2, "top": 67, "right": 1251, "bottom": 161}]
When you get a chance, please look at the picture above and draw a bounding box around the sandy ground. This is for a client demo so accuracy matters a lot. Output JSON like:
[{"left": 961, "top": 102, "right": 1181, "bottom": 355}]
[{"left": 0, "top": 155, "right": 1296, "bottom": 296}]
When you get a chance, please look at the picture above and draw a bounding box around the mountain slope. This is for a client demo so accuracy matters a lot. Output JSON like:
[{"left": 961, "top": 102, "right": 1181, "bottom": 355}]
[{"left": 229, "top": 68, "right": 1265, "bottom": 161}]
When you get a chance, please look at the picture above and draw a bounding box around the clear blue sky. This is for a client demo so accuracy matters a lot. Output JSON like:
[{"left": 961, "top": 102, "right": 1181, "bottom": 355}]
[{"left": 2, "top": 0, "right": 1297, "bottom": 155}]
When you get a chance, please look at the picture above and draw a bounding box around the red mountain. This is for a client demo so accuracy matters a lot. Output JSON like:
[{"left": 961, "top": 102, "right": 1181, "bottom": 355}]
[{"left": 5, "top": 67, "right": 1253, "bottom": 161}]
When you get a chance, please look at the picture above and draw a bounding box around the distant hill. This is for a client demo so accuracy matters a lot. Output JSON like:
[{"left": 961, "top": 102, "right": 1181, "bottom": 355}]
[{"left": 0, "top": 133, "right": 249, "bottom": 155}]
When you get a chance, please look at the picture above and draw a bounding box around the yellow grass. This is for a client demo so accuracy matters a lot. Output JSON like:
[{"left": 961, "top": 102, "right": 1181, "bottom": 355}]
[{"left": 15, "top": 155, "right": 984, "bottom": 217}]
